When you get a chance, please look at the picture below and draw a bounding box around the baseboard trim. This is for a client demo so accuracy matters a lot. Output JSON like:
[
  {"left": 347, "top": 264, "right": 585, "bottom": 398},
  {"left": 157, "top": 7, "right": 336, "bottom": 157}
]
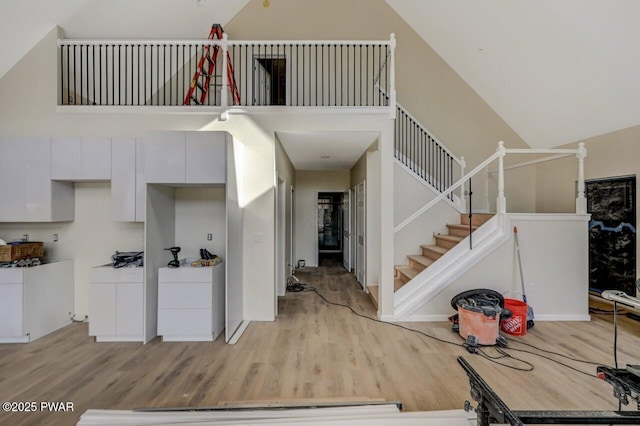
[
  {"left": 532, "top": 314, "right": 591, "bottom": 321},
  {"left": 405, "top": 314, "right": 451, "bottom": 322},
  {"left": 228, "top": 320, "right": 251, "bottom": 345}
]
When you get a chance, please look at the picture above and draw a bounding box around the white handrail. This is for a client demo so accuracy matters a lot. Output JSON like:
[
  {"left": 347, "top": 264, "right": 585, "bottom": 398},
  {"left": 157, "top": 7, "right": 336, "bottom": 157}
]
[
  {"left": 58, "top": 39, "right": 393, "bottom": 47},
  {"left": 487, "top": 153, "right": 572, "bottom": 174},
  {"left": 395, "top": 141, "right": 588, "bottom": 233},
  {"left": 394, "top": 150, "right": 500, "bottom": 233}
]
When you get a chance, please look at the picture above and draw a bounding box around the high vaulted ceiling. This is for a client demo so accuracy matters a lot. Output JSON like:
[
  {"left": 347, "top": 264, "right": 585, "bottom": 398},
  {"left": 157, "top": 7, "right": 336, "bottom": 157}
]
[
  {"left": 2, "top": 0, "right": 639, "bottom": 149},
  {"left": 386, "top": 0, "right": 640, "bottom": 148}
]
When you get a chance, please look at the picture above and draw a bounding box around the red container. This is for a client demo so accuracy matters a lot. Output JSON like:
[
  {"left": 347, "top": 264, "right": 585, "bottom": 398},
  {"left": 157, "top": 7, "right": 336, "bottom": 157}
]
[
  {"left": 501, "top": 298, "right": 527, "bottom": 336},
  {"left": 458, "top": 306, "right": 500, "bottom": 345}
]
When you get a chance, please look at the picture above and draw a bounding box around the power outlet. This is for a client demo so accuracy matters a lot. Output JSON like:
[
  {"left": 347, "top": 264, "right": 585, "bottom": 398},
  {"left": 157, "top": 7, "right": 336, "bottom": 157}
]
[
  {"left": 53, "top": 233, "right": 59, "bottom": 242},
  {"left": 207, "top": 233, "right": 213, "bottom": 241}
]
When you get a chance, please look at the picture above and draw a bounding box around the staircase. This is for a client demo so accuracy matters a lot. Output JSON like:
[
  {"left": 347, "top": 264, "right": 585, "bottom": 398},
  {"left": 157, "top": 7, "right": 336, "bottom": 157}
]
[{"left": 394, "top": 213, "right": 494, "bottom": 292}]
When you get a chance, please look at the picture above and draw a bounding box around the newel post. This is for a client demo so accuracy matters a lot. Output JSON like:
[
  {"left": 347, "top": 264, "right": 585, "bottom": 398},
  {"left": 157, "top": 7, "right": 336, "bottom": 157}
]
[
  {"left": 576, "top": 142, "right": 587, "bottom": 214},
  {"left": 221, "top": 33, "right": 229, "bottom": 108},
  {"left": 496, "top": 141, "right": 507, "bottom": 217},
  {"left": 459, "top": 156, "right": 467, "bottom": 212},
  {"left": 388, "top": 33, "right": 397, "bottom": 119}
]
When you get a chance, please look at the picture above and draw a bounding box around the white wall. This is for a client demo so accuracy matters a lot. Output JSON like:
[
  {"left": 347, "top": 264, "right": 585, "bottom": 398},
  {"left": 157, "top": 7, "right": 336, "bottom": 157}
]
[
  {"left": 366, "top": 148, "right": 381, "bottom": 288},
  {"left": 393, "top": 163, "right": 461, "bottom": 265},
  {"left": 175, "top": 187, "right": 226, "bottom": 261},
  {"left": 536, "top": 124, "right": 640, "bottom": 284},
  {"left": 294, "top": 170, "right": 351, "bottom": 267},
  {"left": 411, "top": 214, "right": 590, "bottom": 321},
  {"left": 275, "top": 135, "right": 296, "bottom": 298}
]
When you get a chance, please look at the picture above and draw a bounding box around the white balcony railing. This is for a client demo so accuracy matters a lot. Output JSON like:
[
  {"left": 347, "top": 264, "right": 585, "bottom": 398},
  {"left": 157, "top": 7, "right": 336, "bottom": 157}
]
[{"left": 57, "top": 34, "right": 396, "bottom": 114}]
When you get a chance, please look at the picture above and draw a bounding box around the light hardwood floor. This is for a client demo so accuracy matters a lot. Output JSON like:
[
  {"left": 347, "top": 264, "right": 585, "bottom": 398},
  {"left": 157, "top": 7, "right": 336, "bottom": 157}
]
[{"left": 0, "top": 259, "right": 638, "bottom": 425}]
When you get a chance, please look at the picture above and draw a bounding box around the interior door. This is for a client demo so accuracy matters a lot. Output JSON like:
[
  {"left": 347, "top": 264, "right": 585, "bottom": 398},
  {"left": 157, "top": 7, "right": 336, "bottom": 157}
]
[
  {"left": 343, "top": 190, "right": 352, "bottom": 271},
  {"left": 253, "top": 58, "right": 271, "bottom": 106},
  {"left": 356, "top": 181, "right": 366, "bottom": 288}
]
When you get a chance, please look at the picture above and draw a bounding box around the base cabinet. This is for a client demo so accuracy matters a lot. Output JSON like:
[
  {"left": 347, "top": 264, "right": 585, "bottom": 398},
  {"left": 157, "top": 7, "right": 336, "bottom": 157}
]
[
  {"left": 89, "top": 267, "right": 144, "bottom": 342},
  {"left": 158, "top": 263, "right": 224, "bottom": 341},
  {"left": 0, "top": 260, "right": 74, "bottom": 343}
]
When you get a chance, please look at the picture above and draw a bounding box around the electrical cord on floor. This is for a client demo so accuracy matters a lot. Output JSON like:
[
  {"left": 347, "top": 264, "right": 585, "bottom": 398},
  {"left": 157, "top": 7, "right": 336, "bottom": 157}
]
[
  {"left": 503, "top": 337, "right": 609, "bottom": 367},
  {"left": 475, "top": 346, "right": 534, "bottom": 372},
  {"left": 286, "top": 278, "right": 616, "bottom": 378},
  {"left": 500, "top": 346, "right": 599, "bottom": 379},
  {"left": 589, "top": 306, "right": 626, "bottom": 315},
  {"left": 287, "top": 279, "right": 465, "bottom": 349},
  {"left": 70, "top": 314, "right": 88, "bottom": 323}
]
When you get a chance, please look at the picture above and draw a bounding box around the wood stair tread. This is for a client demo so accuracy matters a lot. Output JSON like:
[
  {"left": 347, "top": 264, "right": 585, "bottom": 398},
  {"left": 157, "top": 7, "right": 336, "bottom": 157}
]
[
  {"left": 407, "top": 254, "right": 434, "bottom": 268},
  {"left": 420, "top": 244, "right": 448, "bottom": 254},
  {"left": 394, "top": 265, "right": 419, "bottom": 279},
  {"left": 460, "top": 213, "right": 494, "bottom": 226},
  {"left": 447, "top": 224, "right": 479, "bottom": 231},
  {"left": 434, "top": 234, "right": 464, "bottom": 242}
]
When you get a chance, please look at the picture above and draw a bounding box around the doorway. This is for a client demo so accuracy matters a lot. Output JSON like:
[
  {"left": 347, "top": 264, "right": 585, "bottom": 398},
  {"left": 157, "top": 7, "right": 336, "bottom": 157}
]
[
  {"left": 586, "top": 175, "right": 636, "bottom": 295},
  {"left": 317, "top": 192, "right": 344, "bottom": 265},
  {"left": 253, "top": 57, "right": 286, "bottom": 106}
]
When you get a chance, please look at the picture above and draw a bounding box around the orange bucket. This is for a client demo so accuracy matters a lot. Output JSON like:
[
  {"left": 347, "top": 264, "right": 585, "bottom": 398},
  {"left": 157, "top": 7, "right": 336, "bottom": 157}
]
[
  {"left": 501, "top": 298, "right": 527, "bottom": 336},
  {"left": 458, "top": 306, "right": 500, "bottom": 345}
]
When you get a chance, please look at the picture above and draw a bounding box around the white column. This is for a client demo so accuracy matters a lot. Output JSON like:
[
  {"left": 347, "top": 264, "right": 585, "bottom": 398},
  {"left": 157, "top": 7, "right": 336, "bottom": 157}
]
[
  {"left": 576, "top": 142, "right": 587, "bottom": 214},
  {"left": 221, "top": 34, "right": 229, "bottom": 108},
  {"left": 496, "top": 141, "right": 507, "bottom": 216},
  {"left": 484, "top": 167, "right": 490, "bottom": 213},
  {"left": 388, "top": 34, "right": 396, "bottom": 119}
]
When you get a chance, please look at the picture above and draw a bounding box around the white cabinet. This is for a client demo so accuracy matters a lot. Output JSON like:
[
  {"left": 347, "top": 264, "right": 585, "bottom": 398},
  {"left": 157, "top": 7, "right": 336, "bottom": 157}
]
[
  {"left": 51, "top": 137, "right": 111, "bottom": 181},
  {"left": 0, "top": 138, "right": 74, "bottom": 222},
  {"left": 111, "top": 138, "right": 145, "bottom": 222},
  {"left": 0, "top": 260, "right": 74, "bottom": 343},
  {"left": 89, "top": 266, "right": 144, "bottom": 342},
  {"left": 157, "top": 263, "right": 225, "bottom": 341},
  {"left": 146, "top": 131, "right": 226, "bottom": 184},
  {"left": 186, "top": 132, "right": 226, "bottom": 184}
]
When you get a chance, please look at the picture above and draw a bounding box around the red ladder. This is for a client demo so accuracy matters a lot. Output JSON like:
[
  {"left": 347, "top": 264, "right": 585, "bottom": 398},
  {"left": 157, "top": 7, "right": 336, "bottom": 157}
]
[{"left": 184, "top": 24, "right": 240, "bottom": 106}]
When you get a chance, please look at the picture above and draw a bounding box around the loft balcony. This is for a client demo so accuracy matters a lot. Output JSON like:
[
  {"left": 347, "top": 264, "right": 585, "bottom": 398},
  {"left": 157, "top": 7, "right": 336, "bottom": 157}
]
[{"left": 57, "top": 34, "right": 396, "bottom": 115}]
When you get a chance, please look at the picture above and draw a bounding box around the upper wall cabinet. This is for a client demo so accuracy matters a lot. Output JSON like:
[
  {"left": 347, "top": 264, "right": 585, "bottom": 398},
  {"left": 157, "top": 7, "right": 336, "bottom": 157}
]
[
  {"left": 0, "top": 138, "right": 74, "bottom": 222},
  {"left": 111, "top": 138, "right": 145, "bottom": 222},
  {"left": 51, "top": 137, "right": 111, "bottom": 181},
  {"left": 146, "top": 131, "right": 226, "bottom": 185}
]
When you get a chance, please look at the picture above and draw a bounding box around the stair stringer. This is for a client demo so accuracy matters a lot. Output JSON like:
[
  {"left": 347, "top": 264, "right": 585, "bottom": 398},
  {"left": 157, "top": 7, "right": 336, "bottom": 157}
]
[{"left": 393, "top": 215, "right": 511, "bottom": 320}]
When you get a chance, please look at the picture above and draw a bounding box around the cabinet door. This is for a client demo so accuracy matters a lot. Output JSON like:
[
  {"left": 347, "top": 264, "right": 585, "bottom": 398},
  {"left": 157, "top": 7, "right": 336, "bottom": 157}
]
[
  {"left": 145, "top": 131, "right": 185, "bottom": 183},
  {"left": 51, "top": 138, "right": 82, "bottom": 180},
  {"left": 158, "top": 309, "right": 212, "bottom": 337},
  {"left": 116, "top": 282, "right": 143, "bottom": 337},
  {"left": 0, "top": 283, "right": 24, "bottom": 337},
  {"left": 111, "top": 137, "right": 136, "bottom": 221},
  {"left": 0, "top": 139, "right": 27, "bottom": 221},
  {"left": 25, "top": 138, "right": 53, "bottom": 221},
  {"left": 51, "top": 137, "right": 111, "bottom": 181},
  {"left": 89, "top": 283, "right": 117, "bottom": 336},
  {"left": 158, "top": 281, "right": 212, "bottom": 309},
  {"left": 82, "top": 138, "right": 111, "bottom": 180},
  {"left": 135, "top": 138, "right": 146, "bottom": 222},
  {"left": 186, "top": 131, "right": 226, "bottom": 184}
]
